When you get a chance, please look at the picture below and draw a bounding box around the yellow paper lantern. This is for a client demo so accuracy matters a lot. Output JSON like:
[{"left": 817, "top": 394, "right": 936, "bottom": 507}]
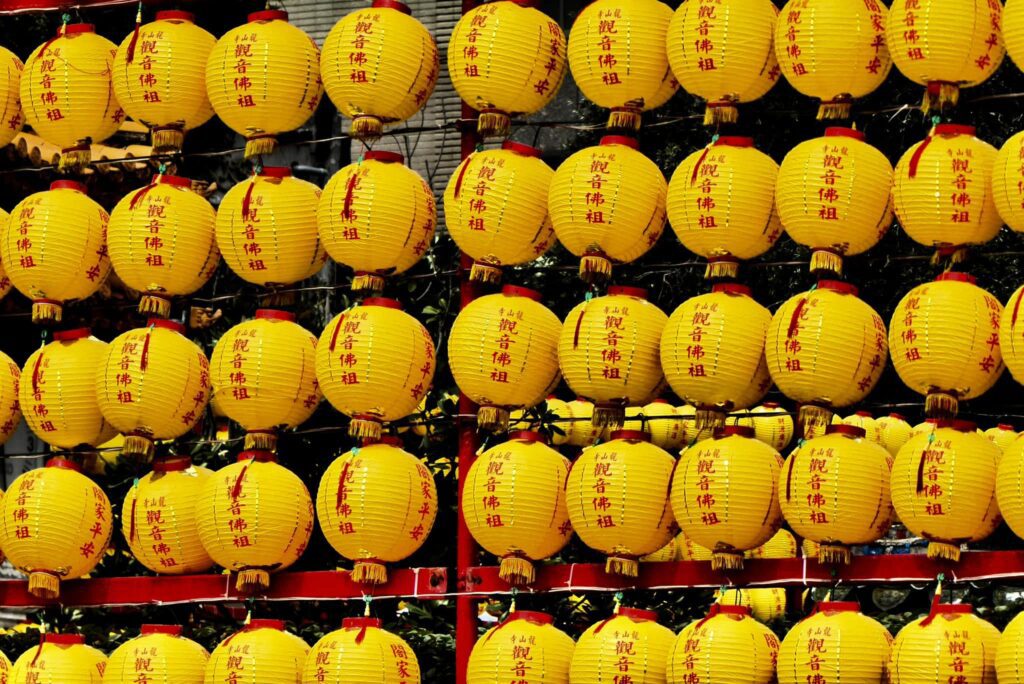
[
  {"left": 206, "top": 620, "right": 308, "bottom": 683},
  {"left": 889, "top": 605, "right": 999, "bottom": 683},
  {"left": 304, "top": 617, "right": 420, "bottom": 683},
  {"left": 317, "top": 298, "right": 436, "bottom": 439},
  {"left": 717, "top": 588, "right": 787, "bottom": 624},
  {"left": 121, "top": 457, "right": 213, "bottom": 575},
  {"left": 877, "top": 413, "right": 914, "bottom": 456},
  {"left": 778, "top": 602, "right": 891, "bottom": 684},
  {"left": 666, "top": 0, "right": 780, "bottom": 124},
  {"left": 998, "top": 283, "right": 1024, "bottom": 386},
  {"left": 910, "top": 419, "right": 941, "bottom": 439},
  {"left": 21, "top": 329, "right": 115, "bottom": 449},
  {"left": 206, "top": 10, "right": 321, "bottom": 158},
  {"left": 468, "top": 611, "right": 575, "bottom": 684},
  {"left": 0, "top": 651, "right": 9, "bottom": 683},
  {"left": 562, "top": 397, "right": 603, "bottom": 447},
  {"left": 887, "top": 0, "right": 1004, "bottom": 112},
  {"left": 570, "top": 607, "right": 675, "bottom": 684},
  {"left": 558, "top": 287, "right": 667, "bottom": 427},
  {"left": 446, "top": 141, "right": 555, "bottom": 283},
  {"left": 112, "top": 11, "right": 215, "bottom": 151},
  {"left": 993, "top": 432, "right": 1024, "bottom": 539},
  {"left": 667, "top": 605, "right": 779, "bottom": 684},
  {"left": 316, "top": 436, "right": 437, "bottom": 585},
  {"left": 96, "top": 319, "right": 210, "bottom": 458},
  {"left": 108, "top": 174, "right": 219, "bottom": 317},
  {"left": 748, "top": 403, "right": 794, "bottom": 451},
  {"left": 891, "top": 273, "right": 1004, "bottom": 417},
  {"left": 567, "top": 430, "right": 675, "bottom": 576},
  {"left": 464, "top": 431, "right": 572, "bottom": 585},
  {"left": 196, "top": 452, "right": 314, "bottom": 592},
  {"left": 2, "top": 181, "right": 111, "bottom": 324},
  {"left": 775, "top": 0, "right": 891, "bottom": 118},
  {"left": 776, "top": 127, "right": 894, "bottom": 274},
  {"left": 998, "top": 609, "right": 1024, "bottom": 683},
  {"left": 993, "top": 131, "right": 1024, "bottom": 233},
  {"left": 0, "top": 348, "right": 21, "bottom": 446},
  {"left": 216, "top": 167, "right": 326, "bottom": 288},
  {"left": 0, "top": 46, "right": 24, "bottom": 149},
  {"left": 548, "top": 136, "right": 667, "bottom": 281},
  {"left": 209, "top": 309, "right": 321, "bottom": 451},
  {"left": 672, "top": 425, "right": 783, "bottom": 570},
  {"left": 448, "top": 1, "right": 567, "bottom": 138},
  {"left": 1007, "top": 0, "right": 1024, "bottom": 72},
  {"left": 11, "top": 634, "right": 107, "bottom": 684},
  {"left": 892, "top": 125, "right": 1000, "bottom": 256},
  {"left": 662, "top": 283, "right": 771, "bottom": 428},
  {"left": 106, "top": 624, "right": 208, "bottom": 684},
  {"left": 667, "top": 137, "right": 781, "bottom": 279},
  {"left": 891, "top": 421, "right": 1000, "bottom": 560},
  {"left": 677, "top": 530, "right": 714, "bottom": 561},
  {"left": 449, "top": 285, "right": 561, "bottom": 430},
  {"left": 841, "top": 411, "right": 884, "bottom": 444},
  {"left": 766, "top": 280, "right": 888, "bottom": 436},
  {"left": 780, "top": 424, "right": 894, "bottom": 564},
  {"left": 21, "top": 24, "right": 124, "bottom": 169},
  {"left": 321, "top": 0, "right": 438, "bottom": 139},
  {"left": 641, "top": 400, "right": 686, "bottom": 451},
  {"left": 986, "top": 423, "right": 1018, "bottom": 452},
  {"left": 641, "top": 535, "right": 681, "bottom": 562},
  {"left": 317, "top": 150, "right": 435, "bottom": 293},
  {"left": 568, "top": 0, "right": 677, "bottom": 131},
  {"left": 746, "top": 528, "right": 798, "bottom": 559},
  {"left": 0, "top": 458, "right": 112, "bottom": 599}
]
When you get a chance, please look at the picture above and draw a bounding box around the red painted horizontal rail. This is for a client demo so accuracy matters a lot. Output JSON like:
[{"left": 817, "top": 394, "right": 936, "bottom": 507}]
[
  {"left": 463, "top": 552, "right": 1024, "bottom": 595},
  {"left": 0, "top": 567, "right": 448, "bottom": 607}
]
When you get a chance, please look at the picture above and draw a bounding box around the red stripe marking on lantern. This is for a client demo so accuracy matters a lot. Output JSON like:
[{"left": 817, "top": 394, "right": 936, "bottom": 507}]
[
  {"left": 231, "top": 456, "right": 255, "bottom": 500},
  {"left": 139, "top": 326, "right": 153, "bottom": 372},
  {"left": 241, "top": 177, "right": 257, "bottom": 220},
  {"left": 336, "top": 461, "right": 351, "bottom": 513},
  {"left": 452, "top": 153, "right": 474, "bottom": 199},
  {"left": 907, "top": 135, "right": 933, "bottom": 179}
]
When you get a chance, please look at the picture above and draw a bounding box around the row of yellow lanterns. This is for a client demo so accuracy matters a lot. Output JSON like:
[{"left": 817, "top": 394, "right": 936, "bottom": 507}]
[{"left": 0, "top": 619, "right": 422, "bottom": 684}]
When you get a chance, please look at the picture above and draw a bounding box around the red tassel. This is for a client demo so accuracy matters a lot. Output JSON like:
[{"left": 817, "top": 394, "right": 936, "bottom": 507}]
[
  {"left": 126, "top": 2, "right": 143, "bottom": 63},
  {"left": 355, "top": 624, "right": 368, "bottom": 644},
  {"left": 129, "top": 183, "right": 155, "bottom": 211},
  {"left": 231, "top": 457, "right": 255, "bottom": 500},
  {"left": 694, "top": 603, "right": 722, "bottom": 630},
  {"left": 572, "top": 310, "right": 586, "bottom": 349},
  {"left": 139, "top": 327, "right": 153, "bottom": 371},
  {"left": 241, "top": 178, "right": 257, "bottom": 220},
  {"left": 335, "top": 461, "right": 351, "bottom": 513},
  {"left": 328, "top": 314, "right": 346, "bottom": 353},
  {"left": 341, "top": 173, "right": 359, "bottom": 221},
  {"left": 30, "top": 634, "right": 44, "bottom": 667},
  {"left": 787, "top": 297, "right": 809, "bottom": 340},
  {"left": 31, "top": 351, "right": 44, "bottom": 396},
  {"left": 785, "top": 448, "right": 798, "bottom": 502},
  {"left": 689, "top": 146, "right": 712, "bottom": 186},
  {"left": 1012, "top": 288, "right": 1024, "bottom": 327},
  {"left": 916, "top": 448, "right": 928, "bottom": 494},
  {"left": 919, "top": 589, "right": 943, "bottom": 627},
  {"left": 452, "top": 153, "right": 475, "bottom": 199},
  {"left": 907, "top": 135, "right": 933, "bottom": 179},
  {"left": 129, "top": 493, "right": 138, "bottom": 542}
]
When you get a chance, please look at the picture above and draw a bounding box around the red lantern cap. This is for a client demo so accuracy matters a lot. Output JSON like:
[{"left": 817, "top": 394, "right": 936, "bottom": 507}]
[
  {"left": 763, "top": 402, "right": 781, "bottom": 408},
  {"left": 147, "top": 318, "right": 186, "bottom": 334},
  {"left": 152, "top": 457, "right": 192, "bottom": 473},
  {"left": 618, "top": 607, "right": 658, "bottom": 621},
  {"left": 934, "top": 124, "right": 975, "bottom": 137},
  {"left": 611, "top": 430, "right": 649, "bottom": 442},
  {"left": 141, "top": 625, "right": 183, "bottom": 636},
  {"left": 934, "top": 272, "right": 977, "bottom": 284},
  {"left": 712, "top": 283, "right": 751, "bottom": 296},
  {"left": 824, "top": 128, "right": 865, "bottom": 141},
  {"left": 855, "top": 411, "right": 872, "bottom": 417},
  {"left": 502, "top": 285, "right": 542, "bottom": 301},
  {"left": 46, "top": 457, "right": 82, "bottom": 472},
  {"left": 721, "top": 425, "right": 754, "bottom": 438},
  {"left": 507, "top": 610, "right": 553, "bottom": 625},
  {"left": 889, "top": 413, "right": 907, "bottom": 420},
  {"left": 999, "top": 424, "right": 1016, "bottom": 431},
  {"left": 510, "top": 0, "right": 541, "bottom": 6},
  {"left": 827, "top": 424, "right": 866, "bottom": 439},
  {"left": 248, "top": 10, "right": 288, "bottom": 22},
  {"left": 372, "top": 435, "right": 404, "bottom": 448},
  {"left": 156, "top": 10, "right": 195, "bottom": 22},
  {"left": 714, "top": 136, "right": 754, "bottom": 147},
  {"left": 937, "top": 604, "right": 973, "bottom": 614},
  {"left": 607, "top": 285, "right": 647, "bottom": 299},
  {"left": 255, "top": 309, "right": 295, "bottom": 322},
  {"left": 54, "top": 328, "right": 91, "bottom": 342},
  {"left": 155, "top": 174, "right": 192, "bottom": 188},
  {"left": 510, "top": 430, "right": 547, "bottom": 444},
  {"left": 364, "top": 150, "right": 404, "bottom": 164},
  {"left": 64, "top": 24, "right": 95, "bottom": 35},
  {"left": 818, "top": 602, "right": 860, "bottom": 612},
  {"left": 363, "top": 297, "right": 403, "bottom": 310},
  {"left": 44, "top": 634, "right": 85, "bottom": 645},
  {"left": 258, "top": 166, "right": 292, "bottom": 178},
  {"left": 716, "top": 605, "right": 751, "bottom": 616},
  {"left": 237, "top": 450, "right": 277, "bottom": 463},
  {"left": 372, "top": 0, "right": 411, "bottom": 14},
  {"left": 600, "top": 135, "right": 638, "bottom": 150},
  {"left": 51, "top": 180, "right": 86, "bottom": 193},
  {"left": 343, "top": 617, "right": 383, "bottom": 628},
  {"left": 501, "top": 140, "right": 542, "bottom": 158},
  {"left": 246, "top": 619, "right": 286, "bottom": 630},
  {"left": 951, "top": 419, "right": 978, "bottom": 433},
  {"left": 817, "top": 280, "right": 859, "bottom": 296}
]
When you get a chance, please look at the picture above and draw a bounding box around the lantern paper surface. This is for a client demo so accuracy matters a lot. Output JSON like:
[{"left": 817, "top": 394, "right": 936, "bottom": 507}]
[
  {"left": 0, "top": 46, "right": 23, "bottom": 148},
  {"left": 667, "top": 606, "right": 779, "bottom": 684},
  {"left": 303, "top": 618, "right": 420, "bottom": 683},
  {"left": 746, "top": 528, "right": 798, "bottom": 559},
  {"left": 778, "top": 603, "right": 891, "bottom": 684},
  {"left": 205, "top": 620, "right": 308, "bottom": 684},
  {"left": 718, "top": 588, "right": 787, "bottom": 624},
  {"left": 749, "top": 403, "right": 794, "bottom": 451},
  {"left": 112, "top": 12, "right": 215, "bottom": 150},
  {"left": 570, "top": 607, "right": 674, "bottom": 684},
  {"left": 1006, "top": 0, "right": 1024, "bottom": 73},
  {"left": 216, "top": 168, "right": 326, "bottom": 288},
  {"left": 464, "top": 432, "right": 572, "bottom": 585},
  {"left": 107, "top": 625, "right": 208, "bottom": 684},
  {"left": 11, "top": 634, "right": 106, "bottom": 684},
  {"left": 877, "top": 413, "right": 914, "bottom": 456},
  {"left": 0, "top": 348, "right": 21, "bottom": 447},
  {"left": 998, "top": 609, "right": 1024, "bottom": 683},
  {"left": 642, "top": 400, "right": 686, "bottom": 451},
  {"left": 994, "top": 434, "right": 1024, "bottom": 540},
  {"left": 993, "top": 130, "right": 1024, "bottom": 233},
  {"left": 889, "top": 607, "right": 999, "bottom": 683},
  {"left": 999, "top": 285, "right": 1024, "bottom": 387},
  {"left": 840, "top": 412, "right": 884, "bottom": 444},
  {"left": 467, "top": 611, "right": 575, "bottom": 684},
  {"left": 562, "top": 398, "right": 604, "bottom": 447},
  {"left": 986, "top": 424, "right": 1017, "bottom": 452}
]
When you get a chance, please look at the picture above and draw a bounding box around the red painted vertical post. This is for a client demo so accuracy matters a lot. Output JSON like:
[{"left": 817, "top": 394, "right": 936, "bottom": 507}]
[{"left": 455, "top": 1, "right": 481, "bottom": 681}]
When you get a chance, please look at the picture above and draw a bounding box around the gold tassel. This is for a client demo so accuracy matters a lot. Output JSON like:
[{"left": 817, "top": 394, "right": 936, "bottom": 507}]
[
  {"left": 28, "top": 571, "right": 60, "bottom": 599},
  {"left": 244, "top": 431, "right": 277, "bottom": 452},
  {"left": 236, "top": 568, "right": 271, "bottom": 593},
  {"left": 608, "top": 108, "right": 642, "bottom": 132},
  {"left": 139, "top": 294, "right": 172, "bottom": 318},
  {"left": 32, "top": 300, "right": 62, "bottom": 324},
  {"left": 477, "top": 111, "right": 511, "bottom": 139},
  {"left": 499, "top": 556, "right": 536, "bottom": 586},
  {"left": 352, "top": 560, "right": 388, "bottom": 585},
  {"left": 349, "top": 417, "right": 383, "bottom": 440},
  {"left": 817, "top": 544, "right": 851, "bottom": 565},
  {"left": 605, "top": 555, "right": 639, "bottom": 578},
  {"left": 927, "top": 541, "right": 961, "bottom": 562},
  {"left": 122, "top": 434, "right": 155, "bottom": 460},
  {"left": 245, "top": 135, "right": 277, "bottom": 159},
  {"left": 925, "top": 391, "right": 959, "bottom": 419},
  {"left": 711, "top": 551, "right": 744, "bottom": 571},
  {"left": 352, "top": 273, "right": 386, "bottom": 294},
  {"left": 798, "top": 405, "right": 834, "bottom": 440},
  {"left": 810, "top": 250, "right": 843, "bottom": 276},
  {"left": 705, "top": 258, "right": 739, "bottom": 280},
  {"left": 817, "top": 98, "right": 852, "bottom": 120},
  {"left": 469, "top": 261, "right": 503, "bottom": 284},
  {"left": 592, "top": 404, "right": 625, "bottom": 428},
  {"left": 151, "top": 126, "right": 185, "bottom": 153},
  {"left": 351, "top": 115, "right": 384, "bottom": 140},
  {"left": 58, "top": 145, "right": 91, "bottom": 171},
  {"left": 923, "top": 82, "right": 960, "bottom": 114},
  {"left": 704, "top": 102, "right": 738, "bottom": 126},
  {"left": 579, "top": 253, "right": 613, "bottom": 283},
  {"left": 477, "top": 405, "right": 510, "bottom": 432},
  {"left": 950, "top": 246, "right": 969, "bottom": 264}
]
